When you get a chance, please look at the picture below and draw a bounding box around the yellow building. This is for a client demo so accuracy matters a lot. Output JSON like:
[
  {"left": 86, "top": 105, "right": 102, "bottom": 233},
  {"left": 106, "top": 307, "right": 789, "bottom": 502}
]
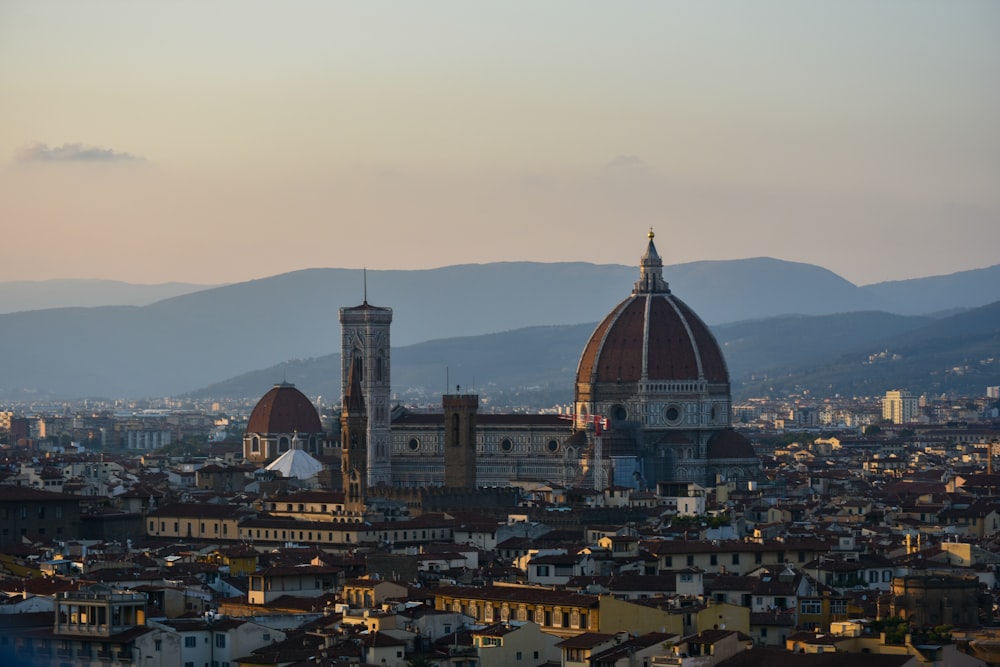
[
  {"left": 434, "top": 584, "right": 599, "bottom": 639},
  {"left": 146, "top": 503, "right": 243, "bottom": 540},
  {"left": 342, "top": 578, "right": 409, "bottom": 609},
  {"left": 201, "top": 545, "right": 259, "bottom": 577},
  {"left": 597, "top": 596, "right": 683, "bottom": 636}
]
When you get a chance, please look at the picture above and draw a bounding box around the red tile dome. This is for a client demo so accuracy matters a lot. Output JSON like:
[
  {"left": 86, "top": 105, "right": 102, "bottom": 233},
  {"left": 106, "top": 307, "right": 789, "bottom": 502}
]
[
  {"left": 576, "top": 231, "right": 728, "bottom": 388},
  {"left": 246, "top": 382, "right": 323, "bottom": 435},
  {"left": 577, "top": 292, "right": 728, "bottom": 385}
]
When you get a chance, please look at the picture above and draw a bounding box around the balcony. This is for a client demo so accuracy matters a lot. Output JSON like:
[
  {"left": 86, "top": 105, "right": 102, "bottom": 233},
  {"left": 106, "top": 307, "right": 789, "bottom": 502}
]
[{"left": 652, "top": 657, "right": 685, "bottom": 666}]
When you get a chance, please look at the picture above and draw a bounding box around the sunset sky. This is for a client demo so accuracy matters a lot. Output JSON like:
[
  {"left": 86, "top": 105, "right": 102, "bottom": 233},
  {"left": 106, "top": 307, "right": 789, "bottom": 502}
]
[{"left": 2, "top": 2, "right": 998, "bottom": 285}]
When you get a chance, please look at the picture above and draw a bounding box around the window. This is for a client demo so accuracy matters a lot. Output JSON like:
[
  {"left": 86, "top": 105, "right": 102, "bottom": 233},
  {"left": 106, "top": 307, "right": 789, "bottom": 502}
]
[
  {"left": 664, "top": 556, "right": 673, "bottom": 567},
  {"left": 800, "top": 600, "right": 822, "bottom": 615},
  {"left": 516, "top": 651, "right": 523, "bottom": 660},
  {"left": 215, "top": 634, "right": 226, "bottom": 648},
  {"left": 710, "top": 554, "right": 718, "bottom": 566},
  {"left": 686, "top": 555, "right": 694, "bottom": 566},
  {"left": 184, "top": 636, "right": 197, "bottom": 648},
  {"left": 732, "top": 553, "right": 740, "bottom": 565},
  {"left": 154, "top": 640, "right": 162, "bottom": 651}
]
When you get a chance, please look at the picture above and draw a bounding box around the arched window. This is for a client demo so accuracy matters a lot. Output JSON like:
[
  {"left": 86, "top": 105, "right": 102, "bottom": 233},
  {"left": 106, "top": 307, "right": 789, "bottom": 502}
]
[{"left": 251, "top": 436, "right": 260, "bottom": 453}]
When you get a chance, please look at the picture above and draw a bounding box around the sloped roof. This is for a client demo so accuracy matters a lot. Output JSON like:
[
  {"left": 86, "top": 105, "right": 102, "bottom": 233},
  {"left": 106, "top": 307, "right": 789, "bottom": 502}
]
[{"left": 265, "top": 448, "right": 323, "bottom": 480}]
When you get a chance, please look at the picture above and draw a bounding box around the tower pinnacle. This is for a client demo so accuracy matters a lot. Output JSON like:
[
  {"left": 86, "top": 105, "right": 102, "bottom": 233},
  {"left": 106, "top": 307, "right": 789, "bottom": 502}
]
[{"left": 633, "top": 228, "right": 670, "bottom": 294}]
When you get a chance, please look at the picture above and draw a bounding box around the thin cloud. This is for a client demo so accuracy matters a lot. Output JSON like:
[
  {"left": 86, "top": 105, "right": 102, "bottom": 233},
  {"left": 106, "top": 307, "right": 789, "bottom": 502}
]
[
  {"left": 16, "top": 142, "right": 143, "bottom": 163},
  {"left": 603, "top": 155, "right": 649, "bottom": 170}
]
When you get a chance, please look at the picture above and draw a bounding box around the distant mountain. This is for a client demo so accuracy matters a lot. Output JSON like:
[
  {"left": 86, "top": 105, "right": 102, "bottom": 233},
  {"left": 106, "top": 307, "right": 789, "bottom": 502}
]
[
  {"left": 0, "top": 279, "right": 217, "bottom": 314},
  {"left": 1, "top": 260, "right": 997, "bottom": 401},
  {"left": 189, "top": 323, "right": 597, "bottom": 407},
  {"left": 715, "top": 311, "right": 935, "bottom": 379},
  {"left": 191, "top": 303, "right": 1000, "bottom": 407},
  {"left": 861, "top": 265, "right": 1000, "bottom": 315},
  {"left": 733, "top": 301, "right": 1000, "bottom": 398}
]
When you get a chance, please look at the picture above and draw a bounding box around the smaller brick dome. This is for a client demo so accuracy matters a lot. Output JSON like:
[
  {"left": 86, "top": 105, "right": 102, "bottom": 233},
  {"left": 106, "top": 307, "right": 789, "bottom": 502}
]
[
  {"left": 246, "top": 383, "right": 323, "bottom": 435},
  {"left": 707, "top": 429, "right": 756, "bottom": 460}
]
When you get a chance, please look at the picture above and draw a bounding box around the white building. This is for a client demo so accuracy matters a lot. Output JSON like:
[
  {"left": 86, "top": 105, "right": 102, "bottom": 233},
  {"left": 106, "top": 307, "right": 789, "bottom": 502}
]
[{"left": 883, "top": 390, "right": 919, "bottom": 424}]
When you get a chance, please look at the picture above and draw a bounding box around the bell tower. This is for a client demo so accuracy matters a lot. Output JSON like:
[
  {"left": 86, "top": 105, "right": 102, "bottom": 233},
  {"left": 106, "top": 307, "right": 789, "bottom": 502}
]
[
  {"left": 443, "top": 391, "right": 478, "bottom": 489},
  {"left": 339, "top": 295, "right": 393, "bottom": 498}
]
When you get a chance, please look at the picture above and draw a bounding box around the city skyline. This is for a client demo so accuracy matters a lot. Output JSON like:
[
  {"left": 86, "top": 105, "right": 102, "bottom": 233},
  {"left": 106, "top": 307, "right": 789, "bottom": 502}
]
[{"left": 2, "top": 2, "right": 998, "bottom": 286}]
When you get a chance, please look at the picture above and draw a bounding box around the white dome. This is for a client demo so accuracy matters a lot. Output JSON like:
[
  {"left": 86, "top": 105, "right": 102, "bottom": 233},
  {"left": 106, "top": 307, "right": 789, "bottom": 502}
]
[{"left": 264, "top": 448, "right": 323, "bottom": 480}]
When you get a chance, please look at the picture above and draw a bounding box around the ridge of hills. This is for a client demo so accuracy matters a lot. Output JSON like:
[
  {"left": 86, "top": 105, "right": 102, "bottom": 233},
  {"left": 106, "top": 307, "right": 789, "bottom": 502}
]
[
  {"left": 190, "top": 301, "right": 1000, "bottom": 405},
  {"left": 1, "top": 259, "right": 998, "bottom": 401},
  {"left": 0, "top": 279, "right": 218, "bottom": 313}
]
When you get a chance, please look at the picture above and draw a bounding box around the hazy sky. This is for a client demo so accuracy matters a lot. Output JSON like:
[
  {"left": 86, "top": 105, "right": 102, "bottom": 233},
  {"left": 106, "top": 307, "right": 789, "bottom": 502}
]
[{"left": 2, "top": 2, "right": 998, "bottom": 286}]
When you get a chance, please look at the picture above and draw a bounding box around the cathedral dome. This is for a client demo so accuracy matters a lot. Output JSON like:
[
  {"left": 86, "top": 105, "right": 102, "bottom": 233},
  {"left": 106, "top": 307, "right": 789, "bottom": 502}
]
[
  {"left": 576, "top": 231, "right": 728, "bottom": 388},
  {"left": 246, "top": 382, "right": 323, "bottom": 435}
]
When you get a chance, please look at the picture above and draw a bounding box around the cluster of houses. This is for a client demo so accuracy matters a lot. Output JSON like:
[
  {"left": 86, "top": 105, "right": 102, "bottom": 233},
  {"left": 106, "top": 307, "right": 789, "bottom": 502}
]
[{"left": 3, "top": 419, "right": 1000, "bottom": 666}]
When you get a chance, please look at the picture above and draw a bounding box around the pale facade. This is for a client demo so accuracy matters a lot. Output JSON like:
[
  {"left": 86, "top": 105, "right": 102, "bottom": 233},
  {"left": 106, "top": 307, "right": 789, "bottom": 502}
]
[{"left": 883, "top": 389, "right": 919, "bottom": 424}]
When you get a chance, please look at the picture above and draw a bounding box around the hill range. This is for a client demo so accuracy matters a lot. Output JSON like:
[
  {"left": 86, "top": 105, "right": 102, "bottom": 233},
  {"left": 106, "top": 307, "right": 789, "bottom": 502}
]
[{"left": 1, "top": 259, "right": 998, "bottom": 403}]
